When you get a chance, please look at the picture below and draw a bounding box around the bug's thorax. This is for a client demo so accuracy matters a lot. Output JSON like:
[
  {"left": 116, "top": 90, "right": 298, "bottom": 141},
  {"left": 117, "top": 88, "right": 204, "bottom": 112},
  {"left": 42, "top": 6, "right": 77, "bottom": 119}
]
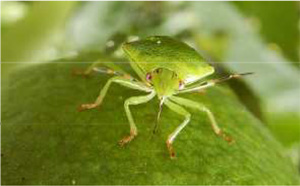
[{"left": 146, "top": 68, "right": 183, "bottom": 99}]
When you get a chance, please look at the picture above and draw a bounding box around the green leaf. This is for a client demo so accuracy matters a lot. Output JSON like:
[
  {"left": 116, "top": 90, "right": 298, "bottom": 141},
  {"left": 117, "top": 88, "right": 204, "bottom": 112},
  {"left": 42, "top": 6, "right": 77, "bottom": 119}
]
[{"left": 2, "top": 62, "right": 299, "bottom": 185}]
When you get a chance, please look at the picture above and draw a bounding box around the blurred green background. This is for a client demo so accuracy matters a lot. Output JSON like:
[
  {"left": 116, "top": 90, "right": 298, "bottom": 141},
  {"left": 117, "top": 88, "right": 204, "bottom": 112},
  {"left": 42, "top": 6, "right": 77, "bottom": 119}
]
[{"left": 1, "top": 1, "right": 300, "bottom": 183}]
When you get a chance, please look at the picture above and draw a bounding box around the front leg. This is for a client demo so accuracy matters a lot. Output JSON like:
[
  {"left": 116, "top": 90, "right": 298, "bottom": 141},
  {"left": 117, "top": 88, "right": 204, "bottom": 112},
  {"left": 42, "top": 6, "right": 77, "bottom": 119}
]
[
  {"left": 164, "top": 99, "right": 191, "bottom": 159},
  {"left": 119, "top": 91, "right": 156, "bottom": 147},
  {"left": 78, "top": 76, "right": 151, "bottom": 111}
]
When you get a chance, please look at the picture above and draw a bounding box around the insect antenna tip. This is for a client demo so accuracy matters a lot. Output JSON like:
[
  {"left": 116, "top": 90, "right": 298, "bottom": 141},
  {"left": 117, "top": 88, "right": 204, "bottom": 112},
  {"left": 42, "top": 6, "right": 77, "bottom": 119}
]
[{"left": 239, "top": 72, "right": 255, "bottom": 76}]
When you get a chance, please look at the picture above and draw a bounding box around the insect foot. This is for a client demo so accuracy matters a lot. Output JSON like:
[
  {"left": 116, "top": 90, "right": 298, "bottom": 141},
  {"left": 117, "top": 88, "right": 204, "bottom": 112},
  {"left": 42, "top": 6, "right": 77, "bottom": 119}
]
[
  {"left": 77, "top": 103, "right": 99, "bottom": 112},
  {"left": 166, "top": 140, "right": 176, "bottom": 160},
  {"left": 118, "top": 130, "right": 137, "bottom": 147},
  {"left": 219, "top": 130, "right": 235, "bottom": 145}
]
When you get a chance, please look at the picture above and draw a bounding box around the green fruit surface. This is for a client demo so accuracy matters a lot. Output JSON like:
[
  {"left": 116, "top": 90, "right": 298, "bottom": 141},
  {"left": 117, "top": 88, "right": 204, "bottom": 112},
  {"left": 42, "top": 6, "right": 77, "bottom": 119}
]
[{"left": 2, "top": 63, "right": 299, "bottom": 185}]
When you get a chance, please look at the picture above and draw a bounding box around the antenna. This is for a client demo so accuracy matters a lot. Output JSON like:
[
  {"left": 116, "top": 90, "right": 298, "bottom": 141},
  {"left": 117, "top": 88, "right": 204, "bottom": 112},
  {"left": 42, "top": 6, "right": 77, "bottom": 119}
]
[
  {"left": 153, "top": 97, "right": 165, "bottom": 134},
  {"left": 212, "top": 72, "right": 254, "bottom": 84}
]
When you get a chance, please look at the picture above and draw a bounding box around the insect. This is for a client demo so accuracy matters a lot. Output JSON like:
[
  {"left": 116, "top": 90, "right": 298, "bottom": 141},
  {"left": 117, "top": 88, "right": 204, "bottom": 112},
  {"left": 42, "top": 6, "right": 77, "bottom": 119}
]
[{"left": 77, "top": 36, "right": 252, "bottom": 159}]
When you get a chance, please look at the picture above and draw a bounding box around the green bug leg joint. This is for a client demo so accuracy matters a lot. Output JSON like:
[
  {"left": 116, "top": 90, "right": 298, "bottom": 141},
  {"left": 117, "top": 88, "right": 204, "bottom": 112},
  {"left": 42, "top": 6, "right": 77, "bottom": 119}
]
[
  {"left": 118, "top": 129, "right": 137, "bottom": 147},
  {"left": 78, "top": 36, "right": 252, "bottom": 159}
]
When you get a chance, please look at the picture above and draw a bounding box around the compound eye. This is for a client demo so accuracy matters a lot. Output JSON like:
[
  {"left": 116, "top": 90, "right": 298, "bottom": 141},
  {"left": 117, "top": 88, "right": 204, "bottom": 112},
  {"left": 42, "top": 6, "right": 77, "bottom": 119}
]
[
  {"left": 179, "top": 80, "right": 185, "bottom": 90},
  {"left": 146, "top": 73, "right": 152, "bottom": 81}
]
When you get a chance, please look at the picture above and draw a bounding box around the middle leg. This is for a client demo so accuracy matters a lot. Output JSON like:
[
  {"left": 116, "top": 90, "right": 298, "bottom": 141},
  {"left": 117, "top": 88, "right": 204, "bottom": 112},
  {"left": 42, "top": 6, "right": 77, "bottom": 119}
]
[
  {"left": 169, "top": 96, "right": 234, "bottom": 143},
  {"left": 78, "top": 76, "right": 152, "bottom": 112}
]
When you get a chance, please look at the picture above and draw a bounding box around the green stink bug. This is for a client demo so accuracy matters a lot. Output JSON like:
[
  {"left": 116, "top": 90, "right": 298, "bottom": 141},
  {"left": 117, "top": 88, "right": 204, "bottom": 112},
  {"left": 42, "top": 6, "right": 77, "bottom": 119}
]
[{"left": 78, "top": 36, "right": 252, "bottom": 159}]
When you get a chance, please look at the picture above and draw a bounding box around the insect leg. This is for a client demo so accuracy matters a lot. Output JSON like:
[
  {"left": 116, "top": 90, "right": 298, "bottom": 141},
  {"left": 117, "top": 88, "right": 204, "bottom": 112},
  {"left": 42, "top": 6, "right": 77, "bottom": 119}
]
[
  {"left": 169, "top": 96, "right": 234, "bottom": 144},
  {"left": 73, "top": 60, "right": 130, "bottom": 78},
  {"left": 119, "top": 91, "right": 156, "bottom": 147},
  {"left": 78, "top": 76, "right": 152, "bottom": 111},
  {"left": 164, "top": 99, "right": 191, "bottom": 159}
]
